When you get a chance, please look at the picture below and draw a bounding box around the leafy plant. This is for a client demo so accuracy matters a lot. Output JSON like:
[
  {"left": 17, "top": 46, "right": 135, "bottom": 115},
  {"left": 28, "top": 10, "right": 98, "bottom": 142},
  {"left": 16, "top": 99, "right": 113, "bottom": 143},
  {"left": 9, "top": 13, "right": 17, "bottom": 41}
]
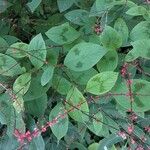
[{"left": 0, "top": 0, "right": 150, "bottom": 149}]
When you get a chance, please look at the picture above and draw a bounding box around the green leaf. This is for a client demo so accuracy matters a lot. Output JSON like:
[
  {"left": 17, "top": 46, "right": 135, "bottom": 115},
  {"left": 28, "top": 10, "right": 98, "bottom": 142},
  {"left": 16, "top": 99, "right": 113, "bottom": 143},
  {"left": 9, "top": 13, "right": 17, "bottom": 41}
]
[
  {"left": 114, "top": 18, "right": 129, "bottom": 45},
  {"left": 0, "top": 111, "right": 6, "bottom": 124},
  {"left": 45, "top": 23, "right": 80, "bottom": 45},
  {"left": 15, "top": 111, "right": 25, "bottom": 133},
  {"left": 64, "top": 68, "right": 98, "bottom": 85},
  {"left": 49, "top": 102, "right": 68, "bottom": 140},
  {"left": 98, "top": 134, "right": 124, "bottom": 150},
  {"left": 52, "top": 75, "right": 72, "bottom": 95},
  {"left": 25, "top": 93, "right": 47, "bottom": 117},
  {"left": 88, "top": 143, "right": 99, "bottom": 150},
  {"left": 29, "top": 135, "right": 45, "bottom": 150},
  {"left": 0, "top": 53, "right": 24, "bottom": 77},
  {"left": 125, "top": 39, "right": 150, "bottom": 62},
  {"left": 64, "top": 42, "right": 107, "bottom": 71},
  {"left": 113, "top": 79, "right": 150, "bottom": 112},
  {"left": 95, "top": 0, "right": 115, "bottom": 13},
  {"left": 57, "top": 0, "right": 74, "bottom": 12},
  {"left": 130, "top": 21, "right": 150, "bottom": 41},
  {"left": 28, "top": 33, "right": 47, "bottom": 69},
  {"left": 13, "top": 96, "right": 24, "bottom": 113},
  {"left": 13, "top": 72, "right": 31, "bottom": 96},
  {"left": 0, "top": 36, "right": 9, "bottom": 50},
  {"left": 69, "top": 142, "right": 87, "bottom": 150},
  {"left": 0, "top": 136, "right": 19, "bottom": 150},
  {"left": 65, "top": 9, "right": 89, "bottom": 25},
  {"left": 26, "top": 0, "right": 42, "bottom": 13},
  {"left": 100, "top": 26, "right": 122, "bottom": 50},
  {"left": 65, "top": 87, "right": 89, "bottom": 122},
  {"left": 6, "top": 42, "right": 28, "bottom": 58},
  {"left": 26, "top": 117, "right": 45, "bottom": 150},
  {"left": 87, "top": 112, "right": 103, "bottom": 136},
  {"left": 23, "top": 72, "right": 51, "bottom": 101},
  {"left": 126, "top": 6, "right": 147, "bottom": 16},
  {"left": 0, "top": 0, "right": 12, "bottom": 13},
  {"left": 97, "top": 50, "right": 118, "bottom": 72},
  {"left": 86, "top": 71, "right": 118, "bottom": 95},
  {"left": 0, "top": 93, "right": 15, "bottom": 137},
  {"left": 2, "top": 35, "right": 19, "bottom": 45},
  {"left": 41, "top": 65, "right": 54, "bottom": 86}
]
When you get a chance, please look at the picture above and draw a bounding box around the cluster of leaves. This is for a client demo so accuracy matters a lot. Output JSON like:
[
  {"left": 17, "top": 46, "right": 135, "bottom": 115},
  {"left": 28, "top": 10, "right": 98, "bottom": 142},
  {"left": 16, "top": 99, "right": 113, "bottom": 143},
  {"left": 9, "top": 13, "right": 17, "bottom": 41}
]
[{"left": 0, "top": 0, "right": 150, "bottom": 149}]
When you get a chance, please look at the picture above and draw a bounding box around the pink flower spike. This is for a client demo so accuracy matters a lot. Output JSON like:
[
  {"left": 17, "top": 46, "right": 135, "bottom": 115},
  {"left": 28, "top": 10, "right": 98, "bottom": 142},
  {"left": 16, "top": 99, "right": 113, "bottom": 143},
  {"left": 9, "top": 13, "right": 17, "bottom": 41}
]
[{"left": 14, "top": 129, "right": 25, "bottom": 144}]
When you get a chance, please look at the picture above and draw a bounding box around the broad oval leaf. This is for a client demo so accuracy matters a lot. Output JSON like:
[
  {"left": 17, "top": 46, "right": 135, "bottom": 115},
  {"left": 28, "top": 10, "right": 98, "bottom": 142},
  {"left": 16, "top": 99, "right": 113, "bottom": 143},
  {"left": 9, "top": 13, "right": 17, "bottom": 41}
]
[
  {"left": 57, "top": 0, "right": 74, "bottom": 12},
  {"left": 26, "top": 0, "right": 42, "bottom": 13},
  {"left": 45, "top": 22, "right": 80, "bottom": 45},
  {"left": 86, "top": 71, "right": 118, "bottom": 95},
  {"left": 52, "top": 75, "right": 72, "bottom": 95},
  {"left": 0, "top": 93, "right": 15, "bottom": 136},
  {"left": 88, "top": 143, "right": 99, "bottom": 150},
  {"left": 0, "top": 36, "right": 9, "bottom": 49},
  {"left": 114, "top": 18, "right": 129, "bottom": 46},
  {"left": 41, "top": 65, "right": 54, "bottom": 86},
  {"left": 23, "top": 72, "right": 51, "bottom": 101},
  {"left": 113, "top": 79, "right": 150, "bottom": 112},
  {"left": 28, "top": 33, "right": 47, "bottom": 68},
  {"left": 125, "top": 39, "right": 150, "bottom": 62},
  {"left": 130, "top": 21, "right": 150, "bottom": 41},
  {"left": 49, "top": 102, "right": 68, "bottom": 140},
  {"left": 64, "top": 42, "right": 107, "bottom": 71},
  {"left": 87, "top": 112, "right": 103, "bottom": 136},
  {"left": 6, "top": 42, "right": 28, "bottom": 58},
  {"left": 97, "top": 50, "right": 118, "bottom": 72},
  {"left": 126, "top": 6, "right": 147, "bottom": 16},
  {"left": 95, "top": 0, "right": 115, "bottom": 14},
  {"left": 65, "top": 87, "right": 89, "bottom": 122},
  {"left": 0, "top": 53, "right": 24, "bottom": 77},
  {"left": 65, "top": 9, "right": 89, "bottom": 25},
  {"left": 29, "top": 136, "right": 45, "bottom": 150},
  {"left": 13, "top": 72, "right": 31, "bottom": 96},
  {"left": 0, "top": 0, "right": 12, "bottom": 13},
  {"left": 64, "top": 68, "right": 98, "bottom": 85},
  {"left": 25, "top": 93, "right": 47, "bottom": 117},
  {"left": 13, "top": 96, "right": 24, "bottom": 113},
  {"left": 98, "top": 134, "right": 124, "bottom": 150},
  {"left": 100, "top": 26, "right": 122, "bottom": 50}
]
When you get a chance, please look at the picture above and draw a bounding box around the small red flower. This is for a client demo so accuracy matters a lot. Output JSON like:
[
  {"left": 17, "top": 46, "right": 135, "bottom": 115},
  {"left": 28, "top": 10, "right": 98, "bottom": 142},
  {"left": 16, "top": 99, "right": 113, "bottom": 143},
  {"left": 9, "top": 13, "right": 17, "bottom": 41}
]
[
  {"left": 118, "top": 131, "right": 127, "bottom": 139},
  {"left": 128, "top": 125, "right": 134, "bottom": 134},
  {"left": 41, "top": 126, "right": 47, "bottom": 132},
  {"left": 32, "top": 128, "right": 39, "bottom": 137},
  {"left": 144, "top": 126, "right": 150, "bottom": 133},
  {"left": 25, "top": 131, "right": 32, "bottom": 142},
  {"left": 129, "top": 113, "right": 138, "bottom": 122},
  {"left": 131, "top": 138, "right": 135, "bottom": 144},
  {"left": 136, "top": 145, "right": 144, "bottom": 150},
  {"left": 14, "top": 129, "right": 25, "bottom": 144}
]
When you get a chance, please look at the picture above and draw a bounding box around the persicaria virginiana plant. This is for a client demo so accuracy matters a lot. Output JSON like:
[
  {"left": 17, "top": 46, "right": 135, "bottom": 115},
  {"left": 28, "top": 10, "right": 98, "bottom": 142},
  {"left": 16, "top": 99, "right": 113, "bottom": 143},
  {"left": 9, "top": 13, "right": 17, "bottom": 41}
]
[{"left": 0, "top": 0, "right": 150, "bottom": 150}]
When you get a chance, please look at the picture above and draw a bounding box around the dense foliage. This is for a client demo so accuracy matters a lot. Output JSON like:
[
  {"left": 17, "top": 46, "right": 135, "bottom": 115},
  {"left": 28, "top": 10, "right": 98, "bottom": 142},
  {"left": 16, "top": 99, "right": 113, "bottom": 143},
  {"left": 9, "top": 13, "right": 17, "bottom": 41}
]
[{"left": 0, "top": 0, "right": 150, "bottom": 149}]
